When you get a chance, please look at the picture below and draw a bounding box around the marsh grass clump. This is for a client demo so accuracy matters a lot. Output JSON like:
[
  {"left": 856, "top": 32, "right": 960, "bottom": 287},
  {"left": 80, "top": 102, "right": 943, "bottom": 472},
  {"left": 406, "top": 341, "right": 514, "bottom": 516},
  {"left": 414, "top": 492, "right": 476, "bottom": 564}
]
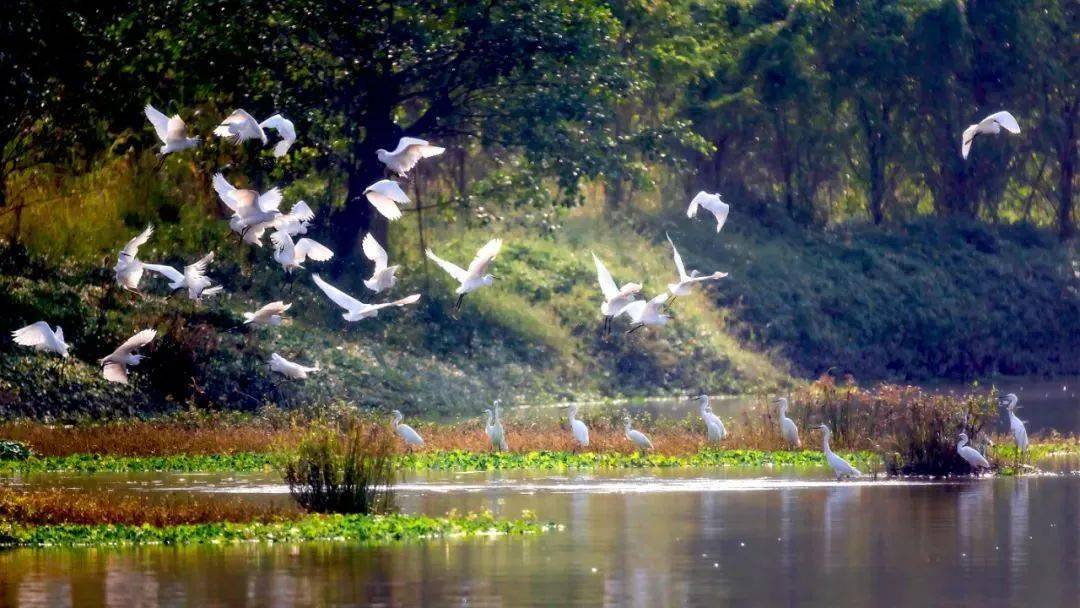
[
  {"left": 0, "top": 487, "right": 296, "bottom": 526},
  {"left": 282, "top": 420, "right": 395, "bottom": 514}
]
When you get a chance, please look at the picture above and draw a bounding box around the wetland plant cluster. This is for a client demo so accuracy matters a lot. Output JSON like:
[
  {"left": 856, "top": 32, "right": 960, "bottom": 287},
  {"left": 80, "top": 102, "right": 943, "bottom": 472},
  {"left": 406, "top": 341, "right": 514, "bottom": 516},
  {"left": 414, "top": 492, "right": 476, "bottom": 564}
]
[{"left": 281, "top": 421, "right": 396, "bottom": 514}]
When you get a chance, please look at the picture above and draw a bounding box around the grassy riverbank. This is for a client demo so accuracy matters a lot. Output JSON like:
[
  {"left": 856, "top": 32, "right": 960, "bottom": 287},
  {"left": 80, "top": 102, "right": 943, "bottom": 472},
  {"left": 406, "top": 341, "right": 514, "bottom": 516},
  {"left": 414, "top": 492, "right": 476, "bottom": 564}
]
[{"left": 0, "top": 510, "right": 551, "bottom": 548}]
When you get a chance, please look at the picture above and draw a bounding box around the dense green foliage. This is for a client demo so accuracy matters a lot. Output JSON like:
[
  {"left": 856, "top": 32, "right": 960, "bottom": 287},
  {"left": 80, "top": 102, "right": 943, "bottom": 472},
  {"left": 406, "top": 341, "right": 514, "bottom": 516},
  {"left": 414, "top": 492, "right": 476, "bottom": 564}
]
[
  {"left": 0, "top": 511, "right": 550, "bottom": 547},
  {"left": 0, "top": 440, "right": 32, "bottom": 461}
]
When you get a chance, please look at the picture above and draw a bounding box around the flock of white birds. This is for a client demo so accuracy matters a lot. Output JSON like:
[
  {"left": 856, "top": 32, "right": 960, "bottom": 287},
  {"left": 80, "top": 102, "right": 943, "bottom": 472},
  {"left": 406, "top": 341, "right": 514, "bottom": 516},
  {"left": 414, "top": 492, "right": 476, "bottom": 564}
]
[{"left": 9, "top": 101, "right": 1024, "bottom": 477}]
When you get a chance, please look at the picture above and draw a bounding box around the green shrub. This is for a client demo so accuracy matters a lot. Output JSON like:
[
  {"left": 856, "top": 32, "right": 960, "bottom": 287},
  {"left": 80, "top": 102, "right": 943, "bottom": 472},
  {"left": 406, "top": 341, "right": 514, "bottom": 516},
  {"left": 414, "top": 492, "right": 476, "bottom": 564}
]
[{"left": 281, "top": 421, "right": 395, "bottom": 514}]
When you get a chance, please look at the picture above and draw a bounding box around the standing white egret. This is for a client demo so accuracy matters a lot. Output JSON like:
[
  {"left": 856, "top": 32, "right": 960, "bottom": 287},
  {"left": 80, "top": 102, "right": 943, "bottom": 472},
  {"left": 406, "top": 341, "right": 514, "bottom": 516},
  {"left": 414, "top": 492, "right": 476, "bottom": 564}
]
[
  {"left": 391, "top": 410, "right": 425, "bottom": 449},
  {"left": 961, "top": 111, "right": 1020, "bottom": 159},
  {"left": 812, "top": 424, "right": 861, "bottom": 480},
  {"left": 100, "top": 329, "right": 156, "bottom": 384},
  {"left": 364, "top": 179, "right": 411, "bottom": 221},
  {"left": 567, "top": 404, "right": 590, "bottom": 450},
  {"left": 270, "top": 230, "right": 334, "bottom": 273},
  {"left": 243, "top": 301, "right": 292, "bottom": 326},
  {"left": 425, "top": 239, "right": 502, "bottom": 311},
  {"left": 259, "top": 114, "right": 296, "bottom": 157},
  {"left": 624, "top": 416, "right": 654, "bottom": 451},
  {"left": 212, "top": 173, "right": 285, "bottom": 246},
  {"left": 622, "top": 293, "right": 670, "bottom": 334},
  {"left": 144, "top": 104, "right": 199, "bottom": 155},
  {"left": 214, "top": 109, "right": 267, "bottom": 145},
  {"left": 686, "top": 191, "right": 730, "bottom": 233},
  {"left": 698, "top": 395, "right": 723, "bottom": 442},
  {"left": 362, "top": 233, "right": 399, "bottom": 293},
  {"left": 377, "top": 137, "right": 445, "bottom": 177},
  {"left": 957, "top": 432, "right": 991, "bottom": 473},
  {"left": 705, "top": 406, "right": 727, "bottom": 440},
  {"left": 268, "top": 353, "right": 318, "bottom": 379},
  {"left": 143, "top": 252, "right": 224, "bottom": 301},
  {"left": 11, "top": 322, "right": 70, "bottom": 358},
  {"left": 592, "top": 252, "right": 641, "bottom": 334},
  {"left": 665, "top": 233, "right": 727, "bottom": 304},
  {"left": 113, "top": 225, "right": 155, "bottom": 294},
  {"left": 1001, "top": 393, "right": 1028, "bottom": 453},
  {"left": 774, "top": 397, "right": 801, "bottom": 448},
  {"left": 484, "top": 400, "right": 509, "bottom": 451},
  {"left": 311, "top": 274, "right": 420, "bottom": 322}
]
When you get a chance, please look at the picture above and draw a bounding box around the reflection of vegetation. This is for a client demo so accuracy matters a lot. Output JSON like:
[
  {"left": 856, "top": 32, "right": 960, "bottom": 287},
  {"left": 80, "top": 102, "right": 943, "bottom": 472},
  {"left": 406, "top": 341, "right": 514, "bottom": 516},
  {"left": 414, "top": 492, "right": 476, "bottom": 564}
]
[
  {"left": 0, "top": 510, "right": 550, "bottom": 548},
  {"left": 282, "top": 422, "right": 396, "bottom": 514}
]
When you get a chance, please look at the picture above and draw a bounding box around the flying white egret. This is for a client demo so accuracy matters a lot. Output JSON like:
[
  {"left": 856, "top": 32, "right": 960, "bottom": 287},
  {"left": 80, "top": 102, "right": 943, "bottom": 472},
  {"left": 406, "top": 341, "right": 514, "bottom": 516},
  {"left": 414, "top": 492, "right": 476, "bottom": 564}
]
[
  {"left": 425, "top": 239, "right": 502, "bottom": 310},
  {"left": 1001, "top": 393, "right": 1028, "bottom": 453},
  {"left": 143, "top": 252, "right": 224, "bottom": 301},
  {"left": 364, "top": 179, "right": 410, "bottom": 221},
  {"left": 698, "top": 395, "right": 723, "bottom": 442},
  {"left": 273, "top": 200, "right": 315, "bottom": 237},
  {"left": 686, "top": 191, "right": 730, "bottom": 233},
  {"left": 957, "top": 432, "right": 991, "bottom": 473},
  {"left": 484, "top": 400, "right": 509, "bottom": 452},
  {"left": 311, "top": 274, "right": 420, "bottom": 322},
  {"left": 214, "top": 109, "right": 267, "bottom": 145},
  {"left": 774, "top": 397, "right": 801, "bottom": 448},
  {"left": 270, "top": 230, "right": 334, "bottom": 273},
  {"left": 268, "top": 353, "right": 318, "bottom": 379},
  {"left": 259, "top": 114, "right": 296, "bottom": 157},
  {"left": 362, "top": 233, "right": 399, "bottom": 293},
  {"left": 962, "top": 111, "right": 1020, "bottom": 159},
  {"left": 377, "top": 137, "right": 445, "bottom": 177},
  {"left": 592, "top": 252, "right": 641, "bottom": 334},
  {"left": 212, "top": 173, "right": 286, "bottom": 246},
  {"left": 144, "top": 104, "right": 199, "bottom": 155},
  {"left": 243, "top": 301, "right": 292, "bottom": 326},
  {"left": 665, "top": 233, "right": 727, "bottom": 304},
  {"left": 622, "top": 293, "right": 670, "bottom": 334},
  {"left": 100, "top": 329, "right": 156, "bottom": 384},
  {"left": 567, "top": 404, "right": 590, "bottom": 450},
  {"left": 624, "top": 416, "right": 654, "bottom": 451},
  {"left": 812, "top": 424, "right": 861, "bottom": 480},
  {"left": 113, "top": 225, "right": 155, "bottom": 294},
  {"left": 11, "top": 322, "right": 70, "bottom": 358},
  {"left": 391, "top": 410, "right": 425, "bottom": 449}
]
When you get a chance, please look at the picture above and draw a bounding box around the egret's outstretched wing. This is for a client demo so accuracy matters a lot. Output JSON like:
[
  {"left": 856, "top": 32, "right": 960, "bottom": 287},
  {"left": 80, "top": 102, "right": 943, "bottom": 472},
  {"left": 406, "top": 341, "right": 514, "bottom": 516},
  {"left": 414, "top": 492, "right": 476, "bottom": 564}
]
[
  {"left": 107, "top": 329, "right": 157, "bottom": 359},
  {"left": 362, "top": 233, "right": 389, "bottom": 271},
  {"left": 688, "top": 191, "right": 711, "bottom": 218},
  {"left": 372, "top": 293, "right": 422, "bottom": 311},
  {"left": 212, "top": 173, "right": 241, "bottom": 212},
  {"left": 648, "top": 292, "right": 670, "bottom": 307},
  {"left": 215, "top": 109, "right": 262, "bottom": 142},
  {"left": 666, "top": 233, "right": 687, "bottom": 280},
  {"left": 425, "top": 249, "right": 468, "bottom": 282},
  {"left": 142, "top": 263, "right": 184, "bottom": 284},
  {"left": 256, "top": 188, "right": 283, "bottom": 213},
  {"left": 294, "top": 238, "right": 334, "bottom": 263},
  {"left": 620, "top": 300, "right": 646, "bottom": 320},
  {"left": 989, "top": 111, "right": 1020, "bottom": 134},
  {"left": 388, "top": 137, "right": 445, "bottom": 173},
  {"left": 184, "top": 252, "right": 214, "bottom": 285},
  {"left": 466, "top": 238, "right": 502, "bottom": 277},
  {"left": 961, "top": 124, "right": 978, "bottom": 159},
  {"left": 681, "top": 271, "right": 728, "bottom": 285},
  {"left": 592, "top": 252, "right": 618, "bottom": 300},
  {"left": 144, "top": 105, "right": 170, "bottom": 142},
  {"left": 259, "top": 114, "right": 296, "bottom": 156},
  {"left": 312, "top": 274, "right": 362, "bottom": 312},
  {"left": 121, "top": 225, "right": 154, "bottom": 261},
  {"left": 279, "top": 200, "right": 314, "bottom": 225},
  {"left": 12, "top": 321, "right": 52, "bottom": 347}
]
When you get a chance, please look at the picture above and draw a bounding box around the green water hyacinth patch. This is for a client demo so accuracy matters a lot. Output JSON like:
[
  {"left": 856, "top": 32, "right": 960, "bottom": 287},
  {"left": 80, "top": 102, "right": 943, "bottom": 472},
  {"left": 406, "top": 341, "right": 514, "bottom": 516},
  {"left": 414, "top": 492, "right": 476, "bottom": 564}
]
[
  {"left": 0, "top": 453, "right": 278, "bottom": 474},
  {"left": 0, "top": 511, "right": 552, "bottom": 548},
  {"left": 396, "top": 449, "right": 884, "bottom": 471}
]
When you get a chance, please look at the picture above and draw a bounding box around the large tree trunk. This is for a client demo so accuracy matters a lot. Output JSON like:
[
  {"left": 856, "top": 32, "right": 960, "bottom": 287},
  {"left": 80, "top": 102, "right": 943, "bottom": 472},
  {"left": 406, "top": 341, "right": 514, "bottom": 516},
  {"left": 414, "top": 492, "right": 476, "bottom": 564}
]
[
  {"left": 328, "top": 114, "right": 401, "bottom": 275},
  {"left": 1057, "top": 108, "right": 1077, "bottom": 240}
]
